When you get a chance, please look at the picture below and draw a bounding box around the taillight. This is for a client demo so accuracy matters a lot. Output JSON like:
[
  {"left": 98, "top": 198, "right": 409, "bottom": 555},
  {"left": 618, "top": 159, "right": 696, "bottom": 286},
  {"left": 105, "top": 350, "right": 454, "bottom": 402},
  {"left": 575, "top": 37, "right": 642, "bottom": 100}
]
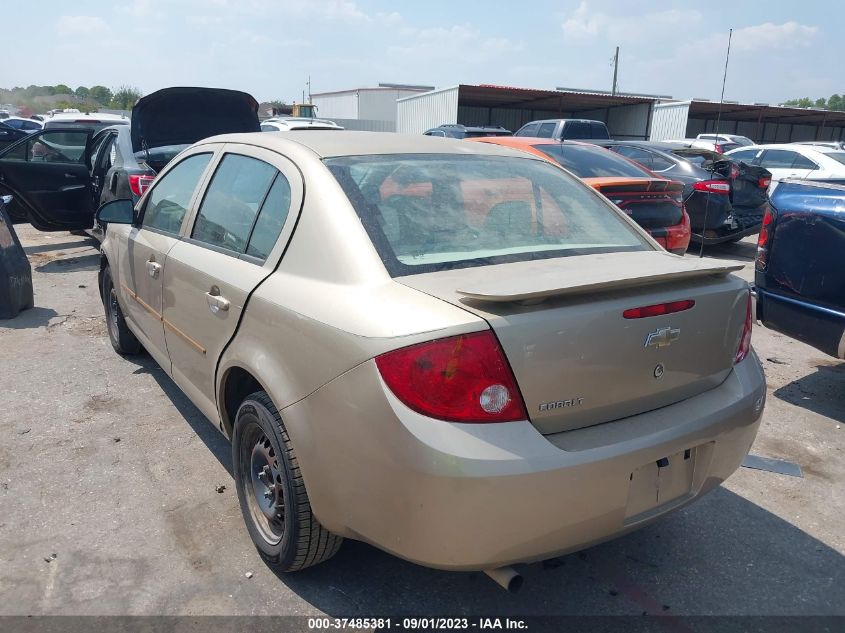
[
  {"left": 758, "top": 176, "right": 771, "bottom": 189},
  {"left": 692, "top": 180, "right": 730, "bottom": 194},
  {"left": 128, "top": 174, "right": 155, "bottom": 197},
  {"left": 755, "top": 206, "right": 775, "bottom": 271},
  {"left": 375, "top": 331, "right": 527, "bottom": 423},
  {"left": 623, "top": 300, "right": 695, "bottom": 319},
  {"left": 735, "top": 291, "right": 753, "bottom": 364}
]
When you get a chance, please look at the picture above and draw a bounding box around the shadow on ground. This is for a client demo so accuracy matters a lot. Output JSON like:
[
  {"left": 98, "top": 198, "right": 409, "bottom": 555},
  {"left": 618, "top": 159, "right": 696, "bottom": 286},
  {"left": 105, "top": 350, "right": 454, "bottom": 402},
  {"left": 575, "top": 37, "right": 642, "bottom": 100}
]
[
  {"left": 774, "top": 362, "right": 845, "bottom": 424},
  {"left": 273, "top": 487, "right": 844, "bottom": 617},
  {"left": 698, "top": 239, "right": 757, "bottom": 262},
  {"left": 126, "top": 351, "right": 233, "bottom": 475},
  {"left": 24, "top": 237, "right": 98, "bottom": 255},
  {"left": 0, "top": 306, "right": 57, "bottom": 329},
  {"left": 35, "top": 253, "right": 100, "bottom": 273}
]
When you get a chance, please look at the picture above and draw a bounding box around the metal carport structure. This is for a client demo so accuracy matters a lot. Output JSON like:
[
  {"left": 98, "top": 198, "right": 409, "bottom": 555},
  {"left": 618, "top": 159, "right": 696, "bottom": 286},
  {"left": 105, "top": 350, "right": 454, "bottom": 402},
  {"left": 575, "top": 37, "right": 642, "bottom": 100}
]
[
  {"left": 650, "top": 100, "right": 845, "bottom": 143},
  {"left": 397, "top": 84, "right": 660, "bottom": 138}
]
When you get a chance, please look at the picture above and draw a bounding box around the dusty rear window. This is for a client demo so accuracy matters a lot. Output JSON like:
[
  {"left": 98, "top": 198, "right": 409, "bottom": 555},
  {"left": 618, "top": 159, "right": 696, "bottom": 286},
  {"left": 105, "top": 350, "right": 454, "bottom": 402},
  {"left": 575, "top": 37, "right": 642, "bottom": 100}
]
[{"left": 326, "top": 154, "right": 649, "bottom": 276}]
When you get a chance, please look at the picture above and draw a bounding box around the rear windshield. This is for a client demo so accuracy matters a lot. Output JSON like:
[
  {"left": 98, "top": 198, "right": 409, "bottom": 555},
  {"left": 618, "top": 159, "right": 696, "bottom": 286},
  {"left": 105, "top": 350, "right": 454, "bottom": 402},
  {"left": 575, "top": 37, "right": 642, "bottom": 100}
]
[
  {"left": 672, "top": 148, "right": 724, "bottom": 165},
  {"left": 532, "top": 143, "right": 652, "bottom": 178},
  {"left": 326, "top": 154, "right": 649, "bottom": 276},
  {"left": 824, "top": 152, "right": 845, "bottom": 166}
]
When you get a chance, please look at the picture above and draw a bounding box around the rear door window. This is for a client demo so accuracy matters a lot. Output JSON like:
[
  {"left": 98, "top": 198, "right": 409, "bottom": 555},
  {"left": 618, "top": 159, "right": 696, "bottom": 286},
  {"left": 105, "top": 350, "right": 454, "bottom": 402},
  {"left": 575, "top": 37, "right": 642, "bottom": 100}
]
[
  {"left": 613, "top": 146, "right": 654, "bottom": 170},
  {"left": 759, "top": 150, "right": 799, "bottom": 169},
  {"left": 563, "top": 121, "right": 590, "bottom": 139},
  {"left": 536, "top": 122, "right": 556, "bottom": 138},
  {"left": 791, "top": 153, "right": 818, "bottom": 169},
  {"left": 245, "top": 174, "right": 292, "bottom": 260},
  {"left": 727, "top": 148, "right": 760, "bottom": 163},
  {"left": 590, "top": 122, "right": 609, "bottom": 139},
  {"left": 192, "top": 154, "right": 277, "bottom": 254}
]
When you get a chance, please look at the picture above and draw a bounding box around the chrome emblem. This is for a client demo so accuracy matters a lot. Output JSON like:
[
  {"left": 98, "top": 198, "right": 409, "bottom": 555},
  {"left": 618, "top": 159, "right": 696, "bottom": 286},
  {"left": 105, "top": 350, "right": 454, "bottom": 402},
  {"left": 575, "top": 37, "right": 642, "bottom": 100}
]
[
  {"left": 654, "top": 363, "right": 665, "bottom": 379},
  {"left": 645, "top": 326, "right": 680, "bottom": 348}
]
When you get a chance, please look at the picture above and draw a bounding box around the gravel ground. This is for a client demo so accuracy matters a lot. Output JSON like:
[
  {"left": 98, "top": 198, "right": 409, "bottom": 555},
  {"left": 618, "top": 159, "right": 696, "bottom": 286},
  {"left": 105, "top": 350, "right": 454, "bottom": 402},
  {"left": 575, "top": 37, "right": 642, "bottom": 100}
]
[{"left": 0, "top": 227, "right": 842, "bottom": 619}]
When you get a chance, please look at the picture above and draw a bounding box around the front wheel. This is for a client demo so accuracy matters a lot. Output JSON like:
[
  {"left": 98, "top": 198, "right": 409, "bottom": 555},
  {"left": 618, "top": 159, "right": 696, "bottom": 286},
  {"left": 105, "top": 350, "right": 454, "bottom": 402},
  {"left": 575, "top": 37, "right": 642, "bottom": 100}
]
[
  {"left": 232, "top": 391, "right": 342, "bottom": 572},
  {"left": 101, "top": 266, "right": 141, "bottom": 355}
]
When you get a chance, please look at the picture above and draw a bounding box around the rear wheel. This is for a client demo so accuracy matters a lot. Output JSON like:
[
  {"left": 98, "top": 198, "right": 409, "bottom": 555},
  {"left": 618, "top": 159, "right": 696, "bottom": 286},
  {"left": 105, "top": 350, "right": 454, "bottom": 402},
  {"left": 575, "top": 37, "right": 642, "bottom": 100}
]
[
  {"left": 232, "top": 391, "right": 342, "bottom": 572},
  {"left": 101, "top": 266, "right": 141, "bottom": 355}
]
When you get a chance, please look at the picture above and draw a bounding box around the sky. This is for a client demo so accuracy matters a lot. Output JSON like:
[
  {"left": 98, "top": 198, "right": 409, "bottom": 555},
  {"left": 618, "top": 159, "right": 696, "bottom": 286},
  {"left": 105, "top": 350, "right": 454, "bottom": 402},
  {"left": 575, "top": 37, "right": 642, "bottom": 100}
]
[{"left": 3, "top": 0, "right": 842, "bottom": 104}]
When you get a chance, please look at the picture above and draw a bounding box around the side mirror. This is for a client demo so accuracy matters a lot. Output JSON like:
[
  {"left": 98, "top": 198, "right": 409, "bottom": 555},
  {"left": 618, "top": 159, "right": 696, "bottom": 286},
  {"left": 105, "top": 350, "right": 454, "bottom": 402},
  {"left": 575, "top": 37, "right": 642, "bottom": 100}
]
[{"left": 96, "top": 199, "right": 135, "bottom": 224}]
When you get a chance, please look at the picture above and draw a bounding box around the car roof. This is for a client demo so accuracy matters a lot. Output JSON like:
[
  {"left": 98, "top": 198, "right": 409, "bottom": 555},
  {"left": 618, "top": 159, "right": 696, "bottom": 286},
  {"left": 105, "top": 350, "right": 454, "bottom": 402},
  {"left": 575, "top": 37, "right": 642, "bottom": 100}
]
[
  {"left": 196, "top": 130, "right": 543, "bottom": 159},
  {"left": 46, "top": 112, "right": 128, "bottom": 121},
  {"left": 728, "top": 143, "right": 839, "bottom": 154},
  {"left": 468, "top": 136, "right": 592, "bottom": 148}
]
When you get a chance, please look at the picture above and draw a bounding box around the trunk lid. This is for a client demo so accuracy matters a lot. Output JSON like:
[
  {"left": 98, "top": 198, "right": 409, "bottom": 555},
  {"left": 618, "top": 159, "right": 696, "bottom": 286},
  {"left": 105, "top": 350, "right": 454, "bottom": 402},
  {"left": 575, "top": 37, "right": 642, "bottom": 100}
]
[
  {"left": 587, "top": 178, "right": 685, "bottom": 230},
  {"left": 723, "top": 160, "right": 771, "bottom": 212},
  {"left": 131, "top": 87, "right": 260, "bottom": 154},
  {"left": 399, "top": 250, "right": 749, "bottom": 434}
]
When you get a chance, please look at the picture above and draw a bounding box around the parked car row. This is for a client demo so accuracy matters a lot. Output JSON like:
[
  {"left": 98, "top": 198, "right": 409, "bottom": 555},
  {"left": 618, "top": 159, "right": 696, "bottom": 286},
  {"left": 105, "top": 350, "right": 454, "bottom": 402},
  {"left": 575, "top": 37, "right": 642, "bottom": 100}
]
[
  {"left": 597, "top": 141, "right": 771, "bottom": 246},
  {"left": 0, "top": 87, "right": 260, "bottom": 231},
  {"left": 422, "top": 118, "right": 775, "bottom": 252},
  {"left": 470, "top": 136, "right": 691, "bottom": 254}
]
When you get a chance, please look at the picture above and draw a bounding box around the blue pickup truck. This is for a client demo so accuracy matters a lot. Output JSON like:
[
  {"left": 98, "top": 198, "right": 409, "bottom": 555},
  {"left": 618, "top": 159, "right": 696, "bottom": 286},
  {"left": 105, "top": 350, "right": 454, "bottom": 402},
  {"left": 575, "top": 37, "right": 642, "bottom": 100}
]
[{"left": 755, "top": 179, "right": 845, "bottom": 359}]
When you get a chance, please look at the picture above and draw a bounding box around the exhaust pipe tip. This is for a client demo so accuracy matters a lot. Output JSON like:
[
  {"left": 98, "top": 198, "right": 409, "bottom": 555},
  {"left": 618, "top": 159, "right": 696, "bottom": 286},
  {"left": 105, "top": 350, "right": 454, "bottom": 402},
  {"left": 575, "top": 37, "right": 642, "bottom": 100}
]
[{"left": 484, "top": 566, "right": 523, "bottom": 593}]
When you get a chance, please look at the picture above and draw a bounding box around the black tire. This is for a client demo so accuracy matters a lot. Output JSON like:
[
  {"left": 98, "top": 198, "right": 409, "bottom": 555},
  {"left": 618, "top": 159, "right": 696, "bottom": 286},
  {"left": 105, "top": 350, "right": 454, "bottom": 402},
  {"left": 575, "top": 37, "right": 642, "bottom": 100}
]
[
  {"left": 101, "top": 266, "right": 141, "bottom": 355},
  {"left": 233, "top": 391, "right": 342, "bottom": 572}
]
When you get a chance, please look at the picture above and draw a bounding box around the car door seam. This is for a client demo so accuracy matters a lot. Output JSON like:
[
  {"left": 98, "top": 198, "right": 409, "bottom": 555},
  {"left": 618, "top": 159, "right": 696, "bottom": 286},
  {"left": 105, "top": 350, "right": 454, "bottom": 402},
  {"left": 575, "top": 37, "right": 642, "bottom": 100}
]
[{"left": 210, "top": 159, "right": 308, "bottom": 422}]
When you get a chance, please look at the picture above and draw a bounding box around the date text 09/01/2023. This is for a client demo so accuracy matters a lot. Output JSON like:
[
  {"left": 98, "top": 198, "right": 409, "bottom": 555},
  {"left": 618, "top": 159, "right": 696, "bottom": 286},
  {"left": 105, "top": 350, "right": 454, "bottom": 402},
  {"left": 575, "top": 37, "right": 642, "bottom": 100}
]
[{"left": 307, "top": 617, "right": 529, "bottom": 630}]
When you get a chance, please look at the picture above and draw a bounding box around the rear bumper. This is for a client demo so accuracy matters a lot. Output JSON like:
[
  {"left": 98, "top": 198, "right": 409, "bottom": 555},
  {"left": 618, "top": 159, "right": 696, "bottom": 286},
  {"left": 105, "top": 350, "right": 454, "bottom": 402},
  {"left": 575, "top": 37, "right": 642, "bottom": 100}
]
[
  {"left": 650, "top": 210, "right": 691, "bottom": 255},
  {"left": 757, "top": 288, "right": 845, "bottom": 359},
  {"left": 282, "top": 353, "right": 767, "bottom": 571}
]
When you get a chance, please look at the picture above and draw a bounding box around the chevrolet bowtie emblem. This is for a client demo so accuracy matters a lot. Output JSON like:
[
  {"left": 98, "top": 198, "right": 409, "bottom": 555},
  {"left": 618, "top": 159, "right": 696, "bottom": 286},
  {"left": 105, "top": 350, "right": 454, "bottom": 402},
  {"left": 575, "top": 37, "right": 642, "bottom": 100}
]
[{"left": 645, "top": 326, "right": 680, "bottom": 348}]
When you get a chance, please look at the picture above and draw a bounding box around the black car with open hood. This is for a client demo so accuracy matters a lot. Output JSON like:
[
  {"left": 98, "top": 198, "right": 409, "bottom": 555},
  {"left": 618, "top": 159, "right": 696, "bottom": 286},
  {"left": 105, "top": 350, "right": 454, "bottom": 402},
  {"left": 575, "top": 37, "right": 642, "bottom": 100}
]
[
  {"left": 0, "top": 86, "right": 260, "bottom": 232},
  {"left": 131, "top": 87, "right": 260, "bottom": 155}
]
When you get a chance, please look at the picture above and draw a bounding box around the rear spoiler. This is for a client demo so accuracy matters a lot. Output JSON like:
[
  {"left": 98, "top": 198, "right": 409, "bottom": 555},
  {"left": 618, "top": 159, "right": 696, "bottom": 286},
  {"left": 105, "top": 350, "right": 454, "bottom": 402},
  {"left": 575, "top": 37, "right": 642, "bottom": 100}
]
[{"left": 456, "top": 254, "right": 743, "bottom": 303}]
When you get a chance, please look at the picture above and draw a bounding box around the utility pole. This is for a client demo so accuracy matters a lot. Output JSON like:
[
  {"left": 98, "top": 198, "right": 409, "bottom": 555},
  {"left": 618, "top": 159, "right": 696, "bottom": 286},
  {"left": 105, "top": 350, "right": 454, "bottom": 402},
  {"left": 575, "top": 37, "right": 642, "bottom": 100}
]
[{"left": 611, "top": 46, "right": 619, "bottom": 96}]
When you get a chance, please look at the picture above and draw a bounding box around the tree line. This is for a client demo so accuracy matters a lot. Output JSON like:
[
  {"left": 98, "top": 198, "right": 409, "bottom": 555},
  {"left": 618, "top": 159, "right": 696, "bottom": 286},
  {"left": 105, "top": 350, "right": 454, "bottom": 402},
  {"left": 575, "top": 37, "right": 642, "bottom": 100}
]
[
  {"left": 782, "top": 94, "right": 845, "bottom": 111},
  {"left": 0, "top": 85, "right": 143, "bottom": 115}
]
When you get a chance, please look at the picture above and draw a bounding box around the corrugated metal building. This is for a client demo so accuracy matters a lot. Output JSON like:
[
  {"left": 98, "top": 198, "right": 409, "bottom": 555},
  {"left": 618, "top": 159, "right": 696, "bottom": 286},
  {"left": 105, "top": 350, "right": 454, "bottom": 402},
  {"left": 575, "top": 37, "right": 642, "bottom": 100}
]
[
  {"left": 650, "top": 100, "right": 845, "bottom": 143},
  {"left": 397, "top": 85, "right": 661, "bottom": 138},
  {"left": 311, "top": 83, "right": 433, "bottom": 131}
]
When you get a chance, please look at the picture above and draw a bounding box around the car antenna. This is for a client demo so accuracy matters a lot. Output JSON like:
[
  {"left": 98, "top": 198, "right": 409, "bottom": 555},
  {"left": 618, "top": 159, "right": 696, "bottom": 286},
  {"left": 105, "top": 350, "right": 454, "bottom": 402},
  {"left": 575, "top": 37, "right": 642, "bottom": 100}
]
[{"left": 699, "top": 27, "right": 732, "bottom": 258}]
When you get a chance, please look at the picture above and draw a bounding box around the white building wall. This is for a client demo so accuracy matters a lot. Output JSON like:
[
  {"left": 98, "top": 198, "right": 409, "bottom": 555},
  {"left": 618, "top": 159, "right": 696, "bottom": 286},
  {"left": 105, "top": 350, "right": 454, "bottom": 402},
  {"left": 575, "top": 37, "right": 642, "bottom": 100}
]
[
  {"left": 357, "top": 89, "right": 422, "bottom": 122},
  {"left": 397, "top": 86, "right": 459, "bottom": 135},
  {"left": 331, "top": 118, "right": 396, "bottom": 132},
  {"left": 312, "top": 92, "right": 359, "bottom": 119},
  {"left": 649, "top": 101, "right": 690, "bottom": 140}
]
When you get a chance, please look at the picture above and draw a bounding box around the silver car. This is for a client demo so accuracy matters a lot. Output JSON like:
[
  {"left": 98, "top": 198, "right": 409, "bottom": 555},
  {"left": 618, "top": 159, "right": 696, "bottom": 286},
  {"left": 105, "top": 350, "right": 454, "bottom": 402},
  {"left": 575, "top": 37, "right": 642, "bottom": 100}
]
[{"left": 95, "top": 131, "right": 766, "bottom": 590}]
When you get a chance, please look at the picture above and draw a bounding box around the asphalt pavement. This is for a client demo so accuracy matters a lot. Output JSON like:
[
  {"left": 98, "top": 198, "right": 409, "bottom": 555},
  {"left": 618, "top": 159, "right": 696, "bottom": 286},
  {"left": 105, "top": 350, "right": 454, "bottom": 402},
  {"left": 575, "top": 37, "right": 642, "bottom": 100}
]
[{"left": 0, "top": 228, "right": 842, "bottom": 620}]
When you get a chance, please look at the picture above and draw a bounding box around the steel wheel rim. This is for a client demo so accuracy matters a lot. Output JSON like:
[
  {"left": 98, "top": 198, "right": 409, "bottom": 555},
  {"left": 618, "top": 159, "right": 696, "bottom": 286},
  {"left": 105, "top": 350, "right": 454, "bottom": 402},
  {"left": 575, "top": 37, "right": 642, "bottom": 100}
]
[
  {"left": 107, "top": 288, "right": 120, "bottom": 341},
  {"left": 239, "top": 422, "right": 285, "bottom": 545}
]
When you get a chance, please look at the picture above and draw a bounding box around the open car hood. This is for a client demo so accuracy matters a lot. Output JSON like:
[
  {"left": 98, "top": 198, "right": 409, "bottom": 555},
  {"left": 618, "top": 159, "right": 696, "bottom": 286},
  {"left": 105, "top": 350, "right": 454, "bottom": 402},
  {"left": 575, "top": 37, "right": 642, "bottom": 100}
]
[{"left": 131, "top": 87, "right": 260, "bottom": 152}]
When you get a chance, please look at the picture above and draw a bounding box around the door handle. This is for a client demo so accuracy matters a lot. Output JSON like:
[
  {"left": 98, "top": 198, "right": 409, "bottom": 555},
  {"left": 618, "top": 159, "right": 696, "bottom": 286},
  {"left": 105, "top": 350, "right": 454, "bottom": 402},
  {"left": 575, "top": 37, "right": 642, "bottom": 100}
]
[
  {"left": 146, "top": 260, "right": 161, "bottom": 278},
  {"left": 64, "top": 172, "right": 77, "bottom": 179},
  {"left": 205, "top": 288, "right": 230, "bottom": 313}
]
